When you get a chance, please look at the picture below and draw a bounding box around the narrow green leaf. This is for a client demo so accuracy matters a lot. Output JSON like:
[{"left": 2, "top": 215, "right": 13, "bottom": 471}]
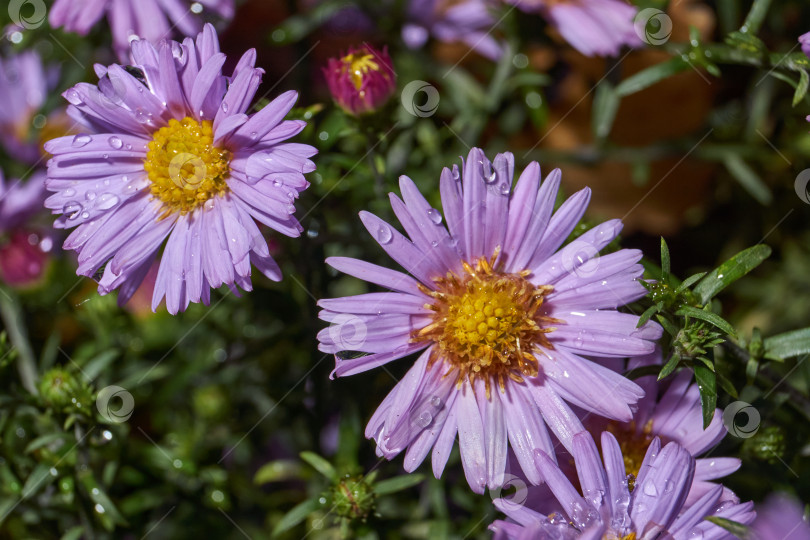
[
  {"left": 704, "top": 516, "right": 750, "bottom": 537},
  {"left": 60, "top": 526, "right": 84, "bottom": 540},
  {"left": 21, "top": 463, "right": 54, "bottom": 499},
  {"left": 676, "top": 271, "right": 708, "bottom": 293},
  {"left": 675, "top": 306, "right": 736, "bottom": 337},
  {"left": 637, "top": 305, "right": 660, "bottom": 328},
  {"left": 693, "top": 245, "right": 772, "bottom": 304},
  {"left": 763, "top": 328, "right": 810, "bottom": 360},
  {"left": 660, "top": 238, "right": 671, "bottom": 276},
  {"left": 658, "top": 354, "right": 681, "bottom": 380},
  {"left": 592, "top": 82, "right": 620, "bottom": 139},
  {"left": 78, "top": 470, "right": 127, "bottom": 529},
  {"left": 254, "top": 460, "right": 303, "bottom": 485},
  {"left": 723, "top": 154, "right": 772, "bottom": 205},
  {"left": 740, "top": 0, "right": 772, "bottom": 35},
  {"left": 717, "top": 373, "right": 739, "bottom": 399},
  {"left": 694, "top": 364, "right": 717, "bottom": 429},
  {"left": 625, "top": 364, "right": 663, "bottom": 380},
  {"left": 615, "top": 58, "right": 688, "bottom": 97},
  {"left": 25, "top": 432, "right": 68, "bottom": 454},
  {"left": 375, "top": 474, "right": 425, "bottom": 495},
  {"left": 299, "top": 451, "right": 337, "bottom": 481},
  {"left": 272, "top": 498, "right": 322, "bottom": 537},
  {"left": 655, "top": 314, "right": 680, "bottom": 337},
  {"left": 793, "top": 70, "right": 810, "bottom": 106}
]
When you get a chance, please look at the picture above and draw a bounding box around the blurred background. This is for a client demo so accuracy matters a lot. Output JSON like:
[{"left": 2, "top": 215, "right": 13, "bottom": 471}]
[{"left": 0, "top": 0, "right": 809, "bottom": 538}]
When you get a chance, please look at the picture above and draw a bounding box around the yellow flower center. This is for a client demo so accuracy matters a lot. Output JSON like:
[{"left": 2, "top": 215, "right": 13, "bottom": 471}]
[
  {"left": 606, "top": 419, "right": 655, "bottom": 490},
  {"left": 415, "top": 250, "right": 558, "bottom": 397},
  {"left": 144, "top": 117, "right": 231, "bottom": 216},
  {"left": 341, "top": 52, "right": 381, "bottom": 90}
]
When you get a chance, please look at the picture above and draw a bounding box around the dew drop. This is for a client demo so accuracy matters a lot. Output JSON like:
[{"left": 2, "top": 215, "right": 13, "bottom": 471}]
[
  {"left": 94, "top": 504, "right": 105, "bottom": 514},
  {"left": 72, "top": 134, "right": 92, "bottom": 147},
  {"left": 65, "top": 89, "right": 83, "bottom": 105},
  {"left": 451, "top": 165, "right": 460, "bottom": 181},
  {"left": 63, "top": 188, "right": 76, "bottom": 197},
  {"left": 80, "top": 211, "right": 89, "bottom": 219},
  {"left": 96, "top": 193, "right": 120, "bottom": 210},
  {"left": 415, "top": 410, "right": 432, "bottom": 428},
  {"left": 426, "top": 207, "right": 442, "bottom": 224},
  {"left": 63, "top": 201, "right": 83, "bottom": 219},
  {"left": 375, "top": 224, "right": 393, "bottom": 244},
  {"left": 430, "top": 395, "right": 442, "bottom": 407},
  {"left": 221, "top": 102, "right": 229, "bottom": 113},
  {"left": 499, "top": 182, "right": 510, "bottom": 195},
  {"left": 643, "top": 481, "right": 658, "bottom": 497},
  {"left": 85, "top": 191, "right": 96, "bottom": 201},
  {"left": 249, "top": 131, "right": 258, "bottom": 140},
  {"left": 108, "top": 136, "right": 123, "bottom": 149}
]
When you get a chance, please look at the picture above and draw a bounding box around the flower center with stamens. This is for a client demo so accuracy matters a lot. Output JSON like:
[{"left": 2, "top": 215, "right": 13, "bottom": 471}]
[
  {"left": 144, "top": 117, "right": 231, "bottom": 215},
  {"left": 415, "top": 250, "right": 558, "bottom": 397},
  {"left": 606, "top": 420, "right": 655, "bottom": 489},
  {"left": 341, "top": 52, "right": 381, "bottom": 90}
]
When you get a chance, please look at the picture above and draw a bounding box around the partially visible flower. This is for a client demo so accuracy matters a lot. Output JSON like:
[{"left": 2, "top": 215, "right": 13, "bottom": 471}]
[
  {"left": 0, "top": 171, "right": 53, "bottom": 287},
  {"left": 0, "top": 51, "right": 66, "bottom": 164},
  {"left": 752, "top": 493, "right": 810, "bottom": 540},
  {"left": 508, "top": 0, "right": 641, "bottom": 57},
  {"left": 318, "top": 147, "right": 661, "bottom": 493},
  {"left": 44, "top": 24, "right": 316, "bottom": 314},
  {"left": 324, "top": 44, "right": 396, "bottom": 115},
  {"left": 403, "top": 0, "right": 504, "bottom": 60},
  {"left": 490, "top": 431, "right": 756, "bottom": 539},
  {"left": 49, "top": 0, "right": 235, "bottom": 60},
  {"left": 800, "top": 32, "right": 810, "bottom": 59},
  {"left": 590, "top": 355, "right": 740, "bottom": 504}
]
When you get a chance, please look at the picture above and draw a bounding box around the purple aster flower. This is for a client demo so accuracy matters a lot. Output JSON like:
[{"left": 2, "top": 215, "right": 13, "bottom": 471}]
[
  {"left": 752, "top": 493, "right": 810, "bottom": 540},
  {"left": 0, "top": 171, "right": 53, "bottom": 287},
  {"left": 508, "top": 0, "right": 642, "bottom": 57},
  {"left": 323, "top": 44, "right": 396, "bottom": 116},
  {"left": 317, "top": 148, "right": 662, "bottom": 493},
  {"left": 403, "top": 0, "right": 505, "bottom": 60},
  {"left": 801, "top": 32, "right": 810, "bottom": 59},
  {"left": 588, "top": 354, "right": 741, "bottom": 505},
  {"left": 490, "top": 431, "right": 756, "bottom": 539},
  {"left": 49, "top": 0, "right": 235, "bottom": 60},
  {"left": 44, "top": 24, "right": 316, "bottom": 314},
  {"left": 0, "top": 50, "right": 62, "bottom": 164}
]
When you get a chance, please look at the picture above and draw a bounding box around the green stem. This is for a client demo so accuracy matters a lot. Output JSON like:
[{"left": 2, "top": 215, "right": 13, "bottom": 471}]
[{"left": 0, "top": 288, "right": 38, "bottom": 395}]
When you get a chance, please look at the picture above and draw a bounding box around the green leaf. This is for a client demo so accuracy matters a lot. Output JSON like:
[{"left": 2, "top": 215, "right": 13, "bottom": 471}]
[
  {"left": 676, "top": 272, "right": 707, "bottom": 293},
  {"left": 694, "top": 364, "right": 717, "bottom": 429},
  {"left": 717, "top": 373, "right": 739, "bottom": 399},
  {"left": 794, "top": 69, "right": 810, "bottom": 106},
  {"left": 25, "top": 432, "right": 69, "bottom": 454},
  {"left": 660, "top": 237, "right": 671, "bottom": 276},
  {"left": 21, "top": 463, "right": 55, "bottom": 499},
  {"left": 704, "top": 516, "right": 750, "bottom": 538},
  {"left": 254, "top": 460, "right": 303, "bottom": 485},
  {"left": 299, "top": 451, "right": 337, "bottom": 481},
  {"left": 375, "top": 474, "right": 425, "bottom": 495},
  {"left": 740, "top": 0, "right": 773, "bottom": 35},
  {"left": 592, "top": 82, "right": 620, "bottom": 140},
  {"left": 655, "top": 314, "right": 679, "bottom": 337},
  {"left": 763, "top": 328, "right": 810, "bottom": 360},
  {"left": 60, "top": 526, "right": 85, "bottom": 540},
  {"left": 637, "top": 304, "right": 660, "bottom": 328},
  {"left": 693, "top": 245, "right": 772, "bottom": 304},
  {"left": 82, "top": 350, "right": 119, "bottom": 381},
  {"left": 78, "top": 470, "right": 127, "bottom": 529},
  {"left": 675, "top": 306, "right": 737, "bottom": 337},
  {"left": 272, "top": 498, "right": 322, "bottom": 537},
  {"left": 723, "top": 154, "right": 772, "bottom": 205},
  {"left": 724, "top": 31, "right": 767, "bottom": 56},
  {"left": 658, "top": 354, "right": 681, "bottom": 380},
  {"left": 624, "top": 364, "right": 664, "bottom": 380},
  {"left": 615, "top": 58, "right": 688, "bottom": 97}
]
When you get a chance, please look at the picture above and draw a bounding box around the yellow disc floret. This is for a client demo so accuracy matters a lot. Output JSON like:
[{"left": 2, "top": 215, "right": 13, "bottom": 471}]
[
  {"left": 341, "top": 52, "right": 380, "bottom": 90},
  {"left": 415, "top": 249, "right": 559, "bottom": 398},
  {"left": 144, "top": 117, "right": 231, "bottom": 216}
]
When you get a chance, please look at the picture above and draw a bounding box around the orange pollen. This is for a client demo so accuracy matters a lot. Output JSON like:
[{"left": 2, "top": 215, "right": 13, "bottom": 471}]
[{"left": 413, "top": 248, "right": 559, "bottom": 399}]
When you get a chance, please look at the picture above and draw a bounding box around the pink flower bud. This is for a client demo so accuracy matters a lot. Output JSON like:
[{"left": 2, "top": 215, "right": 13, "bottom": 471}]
[{"left": 324, "top": 44, "right": 396, "bottom": 115}]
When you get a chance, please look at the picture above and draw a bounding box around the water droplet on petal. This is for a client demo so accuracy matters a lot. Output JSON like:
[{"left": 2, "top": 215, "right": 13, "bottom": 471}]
[
  {"left": 80, "top": 211, "right": 89, "bottom": 219},
  {"left": 451, "top": 165, "right": 460, "bottom": 181},
  {"left": 63, "top": 188, "right": 76, "bottom": 197},
  {"left": 430, "top": 395, "right": 442, "bottom": 407},
  {"left": 643, "top": 481, "right": 658, "bottom": 497},
  {"left": 375, "top": 224, "right": 393, "bottom": 244},
  {"left": 108, "top": 136, "right": 123, "bottom": 149},
  {"left": 63, "top": 201, "right": 82, "bottom": 219},
  {"left": 414, "top": 410, "right": 432, "bottom": 428},
  {"left": 85, "top": 191, "right": 96, "bottom": 201},
  {"left": 72, "top": 134, "right": 92, "bottom": 147},
  {"left": 426, "top": 207, "right": 442, "bottom": 224},
  {"left": 499, "top": 182, "right": 510, "bottom": 195},
  {"left": 221, "top": 102, "right": 229, "bottom": 113},
  {"left": 96, "top": 193, "right": 119, "bottom": 210}
]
